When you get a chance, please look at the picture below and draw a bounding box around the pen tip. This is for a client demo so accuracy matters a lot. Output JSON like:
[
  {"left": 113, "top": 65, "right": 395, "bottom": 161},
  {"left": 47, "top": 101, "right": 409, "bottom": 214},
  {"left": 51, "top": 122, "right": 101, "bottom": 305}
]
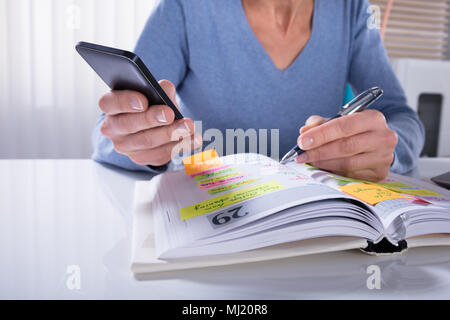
[
  {"left": 279, "top": 156, "right": 291, "bottom": 165},
  {"left": 280, "top": 149, "right": 297, "bottom": 165}
]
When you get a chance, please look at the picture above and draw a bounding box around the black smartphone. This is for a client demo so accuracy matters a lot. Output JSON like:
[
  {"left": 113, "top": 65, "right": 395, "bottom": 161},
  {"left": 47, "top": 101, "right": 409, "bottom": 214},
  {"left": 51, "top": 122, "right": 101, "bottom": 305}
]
[{"left": 75, "top": 41, "right": 183, "bottom": 120}]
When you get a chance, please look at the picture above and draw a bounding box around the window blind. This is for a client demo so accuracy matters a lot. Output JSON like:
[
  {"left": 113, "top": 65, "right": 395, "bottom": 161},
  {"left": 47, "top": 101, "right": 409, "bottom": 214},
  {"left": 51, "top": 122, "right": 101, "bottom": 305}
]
[{"left": 371, "top": 0, "right": 450, "bottom": 60}]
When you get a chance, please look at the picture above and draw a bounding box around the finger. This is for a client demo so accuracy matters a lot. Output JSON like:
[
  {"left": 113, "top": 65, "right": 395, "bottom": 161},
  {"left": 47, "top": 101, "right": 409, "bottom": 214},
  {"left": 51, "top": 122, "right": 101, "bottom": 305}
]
[
  {"left": 299, "top": 115, "right": 328, "bottom": 135},
  {"left": 113, "top": 118, "right": 195, "bottom": 153},
  {"left": 296, "top": 131, "right": 386, "bottom": 164},
  {"left": 298, "top": 110, "right": 387, "bottom": 150},
  {"left": 309, "top": 151, "right": 394, "bottom": 177},
  {"left": 128, "top": 134, "right": 203, "bottom": 166},
  {"left": 101, "top": 105, "right": 176, "bottom": 137},
  {"left": 159, "top": 80, "right": 180, "bottom": 111},
  {"left": 99, "top": 90, "right": 148, "bottom": 115}
]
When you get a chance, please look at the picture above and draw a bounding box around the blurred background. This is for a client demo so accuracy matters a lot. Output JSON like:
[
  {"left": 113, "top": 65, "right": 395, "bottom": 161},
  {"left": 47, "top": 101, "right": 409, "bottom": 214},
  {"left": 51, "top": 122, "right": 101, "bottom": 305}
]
[
  {"left": 0, "top": 0, "right": 158, "bottom": 159},
  {"left": 0, "top": 0, "right": 449, "bottom": 160}
]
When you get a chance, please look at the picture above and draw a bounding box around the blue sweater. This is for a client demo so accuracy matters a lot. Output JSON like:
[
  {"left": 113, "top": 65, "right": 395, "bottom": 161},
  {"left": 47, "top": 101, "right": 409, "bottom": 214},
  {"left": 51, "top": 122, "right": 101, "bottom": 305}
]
[{"left": 92, "top": 0, "right": 425, "bottom": 174}]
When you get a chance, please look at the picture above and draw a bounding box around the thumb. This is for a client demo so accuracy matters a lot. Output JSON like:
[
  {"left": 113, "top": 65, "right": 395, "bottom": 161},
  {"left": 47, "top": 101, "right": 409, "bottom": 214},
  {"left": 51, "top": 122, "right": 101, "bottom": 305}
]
[
  {"left": 159, "top": 80, "right": 180, "bottom": 110},
  {"left": 300, "top": 115, "right": 329, "bottom": 134}
]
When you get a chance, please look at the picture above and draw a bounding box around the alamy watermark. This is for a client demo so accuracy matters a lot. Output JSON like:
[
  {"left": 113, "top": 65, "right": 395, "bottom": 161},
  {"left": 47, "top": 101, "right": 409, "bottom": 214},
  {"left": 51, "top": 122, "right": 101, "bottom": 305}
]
[
  {"left": 367, "top": 5, "right": 381, "bottom": 30},
  {"left": 366, "top": 264, "right": 381, "bottom": 290},
  {"left": 171, "top": 121, "right": 281, "bottom": 165},
  {"left": 66, "top": 4, "right": 81, "bottom": 31},
  {"left": 66, "top": 265, "right": 81, "bottom": 291}
]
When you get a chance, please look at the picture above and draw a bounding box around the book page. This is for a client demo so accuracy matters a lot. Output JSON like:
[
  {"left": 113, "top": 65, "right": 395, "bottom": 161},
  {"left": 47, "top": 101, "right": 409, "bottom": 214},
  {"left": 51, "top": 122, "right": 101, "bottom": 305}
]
[{"left": 288, "top": 163, "right": 450, "bottom": 230}]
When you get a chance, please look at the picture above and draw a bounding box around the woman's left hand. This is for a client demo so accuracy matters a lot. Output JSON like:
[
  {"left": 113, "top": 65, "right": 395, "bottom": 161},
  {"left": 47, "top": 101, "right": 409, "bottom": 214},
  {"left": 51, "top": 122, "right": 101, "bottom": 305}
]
[{"left": 296, "top": 109, "right": 398, "bottom": 182}]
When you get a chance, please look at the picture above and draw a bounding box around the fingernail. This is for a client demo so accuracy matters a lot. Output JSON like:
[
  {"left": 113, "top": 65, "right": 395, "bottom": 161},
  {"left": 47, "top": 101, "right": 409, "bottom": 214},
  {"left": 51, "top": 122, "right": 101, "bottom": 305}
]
[
  {"left": 156, "top": 109, "right": 168, "bottom": 123},
  {"left": 296, "top": 153, "right": 308, "bottom": 163},
  {"left": 299, "top": 137, "right": 314, "bottom": 149},
  {"left": 130, "top": 97, "right": 144, "bottom": 111},
  {"left": 177, "top": 122, "right": 191, "bottom": 136},
  {"left": 306, "top": 118, "right": 317, "bottom": 126}
]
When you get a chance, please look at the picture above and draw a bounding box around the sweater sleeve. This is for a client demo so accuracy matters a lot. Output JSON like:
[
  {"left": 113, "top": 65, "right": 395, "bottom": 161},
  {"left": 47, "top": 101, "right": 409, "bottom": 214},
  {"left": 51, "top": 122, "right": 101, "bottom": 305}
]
[
  {"left": 92, "top": 0, "right": 189, "bottom": 172},
  {"left": 348, "top": 0, "right": 425, "bottom": 174}
]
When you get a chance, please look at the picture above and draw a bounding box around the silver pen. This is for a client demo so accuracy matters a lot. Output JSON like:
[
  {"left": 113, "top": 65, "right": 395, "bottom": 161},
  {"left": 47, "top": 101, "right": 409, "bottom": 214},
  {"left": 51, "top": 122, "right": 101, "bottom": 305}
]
[{"left": 279, "top": 87, "right": 384, "bottom": 165}]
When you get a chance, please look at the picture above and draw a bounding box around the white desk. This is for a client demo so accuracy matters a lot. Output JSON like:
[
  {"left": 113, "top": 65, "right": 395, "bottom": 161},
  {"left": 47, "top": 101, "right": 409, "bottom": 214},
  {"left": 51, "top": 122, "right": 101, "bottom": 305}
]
[{"left": 1, "top": 159, "right": 450, "bottom": 300}]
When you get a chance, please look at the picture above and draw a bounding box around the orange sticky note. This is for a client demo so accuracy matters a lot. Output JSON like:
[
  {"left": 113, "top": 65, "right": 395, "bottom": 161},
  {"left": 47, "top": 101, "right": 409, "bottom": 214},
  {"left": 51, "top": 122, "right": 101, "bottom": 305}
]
[
  {"left": 183, "top": 150, "right": 222, "bottom": 176},
  {"left": 339, "top": 183, "right": 410, "bottom": 206}
]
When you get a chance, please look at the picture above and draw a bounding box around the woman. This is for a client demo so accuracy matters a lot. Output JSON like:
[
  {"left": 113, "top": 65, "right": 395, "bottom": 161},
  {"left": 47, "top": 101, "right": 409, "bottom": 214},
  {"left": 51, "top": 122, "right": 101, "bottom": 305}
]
[{"left": 93, "top": 0, "right": 424, "bottom": 181}]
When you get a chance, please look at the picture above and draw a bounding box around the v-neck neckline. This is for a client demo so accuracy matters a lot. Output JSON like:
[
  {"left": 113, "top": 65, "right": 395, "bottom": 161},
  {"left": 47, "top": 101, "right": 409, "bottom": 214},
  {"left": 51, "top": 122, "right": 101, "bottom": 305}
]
[{"left": 236, "top": 0, "right": 320, "bottom": 75}]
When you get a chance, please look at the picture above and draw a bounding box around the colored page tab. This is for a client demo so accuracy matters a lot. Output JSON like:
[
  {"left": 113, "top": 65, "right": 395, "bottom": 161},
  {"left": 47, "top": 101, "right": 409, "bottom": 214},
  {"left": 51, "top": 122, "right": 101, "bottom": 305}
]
[
  {"left": 198, "top": 172, "right": 243, "bottom": 185},
  {"left": 184, "top": 158, "right": 223, "bottom": 176},
  {"left": 327, "top": 175, "right": 367, "bottom": 186},
  {"left": 183, "top": 149, "right": 218, "bottom": 165},
  {"left": 328, "top": 175, "right": 417, "bottom": 191},
  {"left": 183, "top": 150, "right": 222, "bottom": 176},
  {"left": 377, "top": 182, "right": 412, "bottom": 189},
  {"left": 199, "top": 175, "right": 247, "bottom": 189},
  {"left": 208, "top": 179, "right": 259, "bottom": 195},
  {"left": 190, "top": 165, "right": 233, "bottom": 179},
  {"left": 194, "top": 167, "right": 235, "bottom": 181},
  {"left": 410, "top": 196, "right": 432, "bottom": 204},
  {"left": 385, "top": 188, "right": 442, "bottom": 197},
  {"left": 179, "top": 181, "right": 285, "bottom": 221},
  {"left": 339, "top": 184, "right": 410, "bottom": 206}
]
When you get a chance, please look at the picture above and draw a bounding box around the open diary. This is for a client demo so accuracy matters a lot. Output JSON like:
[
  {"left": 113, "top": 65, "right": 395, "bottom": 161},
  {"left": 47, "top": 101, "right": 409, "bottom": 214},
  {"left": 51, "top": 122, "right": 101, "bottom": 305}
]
[{"left": 131, "top": 151, "right": 450, "bottom": 274}]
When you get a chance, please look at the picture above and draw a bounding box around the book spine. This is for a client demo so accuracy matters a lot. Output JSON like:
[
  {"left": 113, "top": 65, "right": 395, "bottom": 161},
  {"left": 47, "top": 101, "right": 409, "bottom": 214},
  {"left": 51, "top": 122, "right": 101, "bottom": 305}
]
[{"left": 361, "top": 238, "right": 408, "bottom": 255}]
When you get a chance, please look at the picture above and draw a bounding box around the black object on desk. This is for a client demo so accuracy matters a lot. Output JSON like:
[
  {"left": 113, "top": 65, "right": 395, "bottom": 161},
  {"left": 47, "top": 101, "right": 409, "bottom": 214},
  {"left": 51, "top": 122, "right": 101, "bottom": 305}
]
[{"left": 431, "top": 172, "right": 450, "bottom": 190}]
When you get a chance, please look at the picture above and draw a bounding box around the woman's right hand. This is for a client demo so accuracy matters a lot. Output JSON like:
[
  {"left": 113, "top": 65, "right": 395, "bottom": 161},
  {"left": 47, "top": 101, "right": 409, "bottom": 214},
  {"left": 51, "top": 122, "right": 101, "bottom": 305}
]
[{"left": 99, "top": 80, "right": 202, "bottom": 166}]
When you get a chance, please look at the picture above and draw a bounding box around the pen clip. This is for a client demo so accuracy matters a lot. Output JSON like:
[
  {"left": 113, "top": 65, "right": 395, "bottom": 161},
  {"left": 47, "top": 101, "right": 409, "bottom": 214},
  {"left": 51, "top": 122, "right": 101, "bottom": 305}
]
[{"left": 339, "top": 87, "right": 383, "bottom": 116}]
